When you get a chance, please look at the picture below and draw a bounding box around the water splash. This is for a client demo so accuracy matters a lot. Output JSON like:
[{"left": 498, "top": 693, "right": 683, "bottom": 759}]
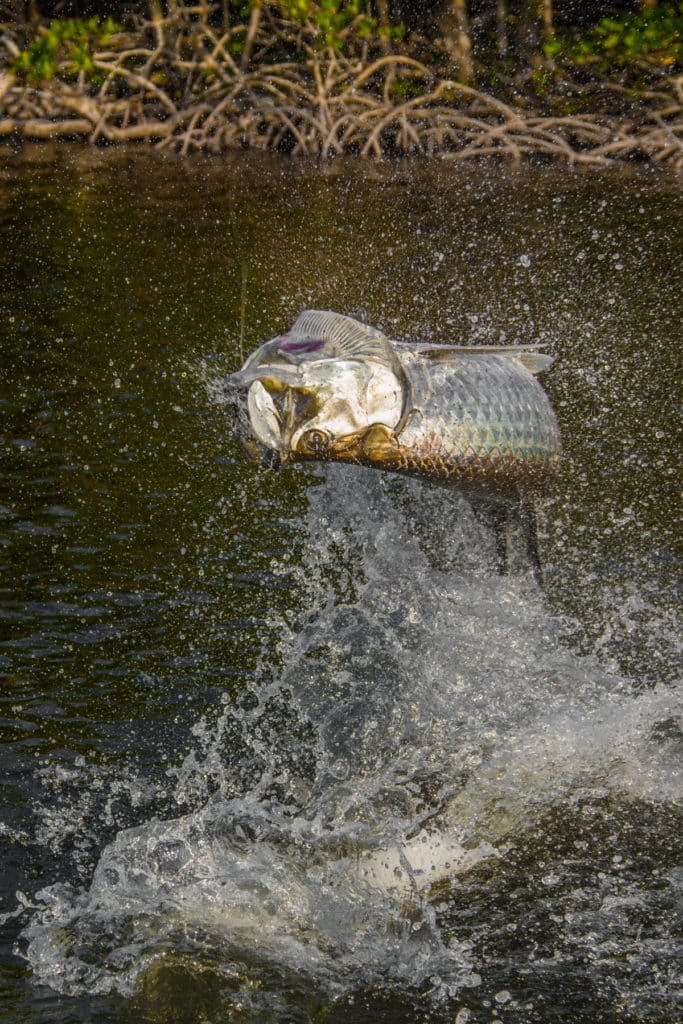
[{"left": 18, "top": 462, "right": 681, "bottom": 1019}]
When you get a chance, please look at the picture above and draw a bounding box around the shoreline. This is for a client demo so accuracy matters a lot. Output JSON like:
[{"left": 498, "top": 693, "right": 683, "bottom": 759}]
[
  {"left": 3, "top": 75, "right": 681, "bottom": 169},
  {"left": 1, "top": 13, "right": 681, "bottom": 170}
]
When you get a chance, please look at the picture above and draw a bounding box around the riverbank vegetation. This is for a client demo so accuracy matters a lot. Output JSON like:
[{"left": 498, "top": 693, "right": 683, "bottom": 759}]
[{"left": 1, "top": 1, "right": 681, "bottom": 165}]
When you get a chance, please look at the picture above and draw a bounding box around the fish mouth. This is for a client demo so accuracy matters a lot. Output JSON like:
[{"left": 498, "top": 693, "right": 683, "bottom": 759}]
[{"left": 240, "top": 378, "right": 324, "bottom": 456}]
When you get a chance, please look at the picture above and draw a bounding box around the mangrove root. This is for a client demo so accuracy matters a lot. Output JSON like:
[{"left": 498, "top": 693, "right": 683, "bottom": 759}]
[{"left": 0, "top": 9, "right": 681, "bottom": 168}]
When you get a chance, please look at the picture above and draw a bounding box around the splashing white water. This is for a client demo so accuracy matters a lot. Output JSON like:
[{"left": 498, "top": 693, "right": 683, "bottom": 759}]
[{"left": 19, "top": 463, "right": 681, "bottom": 1016}]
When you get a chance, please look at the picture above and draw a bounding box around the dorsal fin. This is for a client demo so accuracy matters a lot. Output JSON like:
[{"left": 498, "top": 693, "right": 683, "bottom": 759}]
[
  {"left": 396, "top": 342, "right": 554, "bottom": 375},
  {"left": 285, "top": 310, "right": 396, "bottom": 366}
]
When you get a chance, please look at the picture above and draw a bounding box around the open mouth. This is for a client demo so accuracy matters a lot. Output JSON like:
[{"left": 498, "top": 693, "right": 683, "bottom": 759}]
[{"left": 247, "top": 380, "right": 323, "bottom": 455}]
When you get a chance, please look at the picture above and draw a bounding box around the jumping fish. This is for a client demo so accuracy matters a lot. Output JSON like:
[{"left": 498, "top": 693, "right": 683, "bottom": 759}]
[{"left": 226, "top": 310, "right": 561, "bottom": 577}]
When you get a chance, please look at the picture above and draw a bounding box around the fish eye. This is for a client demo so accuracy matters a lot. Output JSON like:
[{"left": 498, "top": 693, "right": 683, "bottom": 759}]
[{"left": 300, "top": 429, "right": 331, "bottom": 454}]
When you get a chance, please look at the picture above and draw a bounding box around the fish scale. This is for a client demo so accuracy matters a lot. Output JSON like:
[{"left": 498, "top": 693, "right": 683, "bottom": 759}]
[{"left": 393, "top": 351, "right": 559, "bottom": 495}]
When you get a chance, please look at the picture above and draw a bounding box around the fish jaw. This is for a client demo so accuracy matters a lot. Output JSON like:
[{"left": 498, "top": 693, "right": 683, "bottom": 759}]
[
  {"left": 246, "top": 382, "right": 283, "bottom": 452},
  {"left": 295, "top": 422, "right": 401, "bottom": 465}
]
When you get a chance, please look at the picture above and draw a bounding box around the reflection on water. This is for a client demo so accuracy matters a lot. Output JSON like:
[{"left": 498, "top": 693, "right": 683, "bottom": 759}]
[{"left": 0, "top": 146, "right": 681, "bottom": 1023}]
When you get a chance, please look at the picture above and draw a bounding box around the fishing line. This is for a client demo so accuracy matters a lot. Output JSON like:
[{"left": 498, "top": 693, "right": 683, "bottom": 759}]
[{"left": 239, "top": 263, "right": 247, "bottom": 365}]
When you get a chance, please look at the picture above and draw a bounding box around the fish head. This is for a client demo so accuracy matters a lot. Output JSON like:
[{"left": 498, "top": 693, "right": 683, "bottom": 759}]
[
  {"left": 228, "top": 311, "right": 407, "bottom": 466},
  {"left": 230, "top": 355, "right": 404, "bottom": 465}
]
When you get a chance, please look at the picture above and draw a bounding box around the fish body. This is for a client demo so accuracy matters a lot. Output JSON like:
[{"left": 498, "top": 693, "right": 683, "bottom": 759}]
[{"left": 228, "top": 310, "right": 561, "bottom": 502}]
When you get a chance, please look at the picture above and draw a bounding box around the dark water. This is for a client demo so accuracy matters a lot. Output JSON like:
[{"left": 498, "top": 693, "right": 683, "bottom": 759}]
[{"left": 0, "top": 145, "right": 681, "bottom": 1024}]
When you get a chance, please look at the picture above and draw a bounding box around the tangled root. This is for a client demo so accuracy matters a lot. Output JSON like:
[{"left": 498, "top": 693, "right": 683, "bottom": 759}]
[{"left": 1, "top": 9, "right": 681, "bottom": 168}]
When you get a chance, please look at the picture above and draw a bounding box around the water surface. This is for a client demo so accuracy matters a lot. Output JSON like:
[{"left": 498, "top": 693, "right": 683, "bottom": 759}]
[{"left": 0, "top": 145, "right": 681, "bottom": 1023}]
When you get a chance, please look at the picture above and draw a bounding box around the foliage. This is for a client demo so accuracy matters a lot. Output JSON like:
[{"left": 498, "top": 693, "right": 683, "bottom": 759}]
[
  {"left": 2, "top": 3, "right": 682, "bottom": 167},
  {"left": 545, "top": 4, "right": 683, "bottom": 71},
  {"left": 13, "top": 16, "right": 120, "bottom": 83},
  {"left": 280, "top": 0, "right": 370, "bottom": 51},
  {"left": 262, "top": 0, "right": 402, "bottom": 52},
  {"left": 388, "top": 77, "right": 424, "bottom": 99}
]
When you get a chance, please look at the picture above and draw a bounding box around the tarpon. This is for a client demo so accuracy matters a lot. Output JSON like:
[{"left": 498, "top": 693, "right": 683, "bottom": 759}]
[{"left": 226, "top": 310, "right": 561, "bottom": 577}]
